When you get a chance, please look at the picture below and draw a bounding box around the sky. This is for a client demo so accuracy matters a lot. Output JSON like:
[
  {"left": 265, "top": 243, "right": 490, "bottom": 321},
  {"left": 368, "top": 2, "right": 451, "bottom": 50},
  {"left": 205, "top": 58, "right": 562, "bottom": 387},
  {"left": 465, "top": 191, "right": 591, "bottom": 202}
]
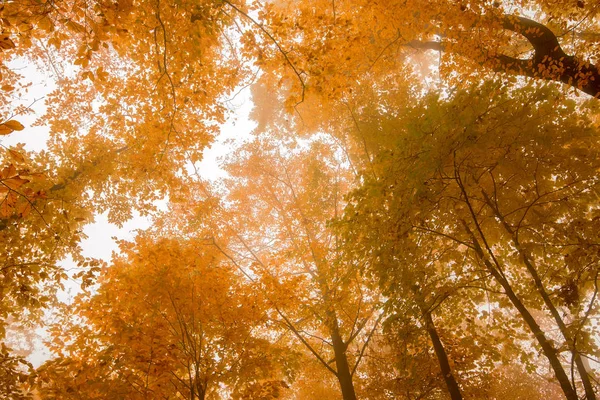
[{"left": 1, "top": 59, "right": 256, "bottom": 366}]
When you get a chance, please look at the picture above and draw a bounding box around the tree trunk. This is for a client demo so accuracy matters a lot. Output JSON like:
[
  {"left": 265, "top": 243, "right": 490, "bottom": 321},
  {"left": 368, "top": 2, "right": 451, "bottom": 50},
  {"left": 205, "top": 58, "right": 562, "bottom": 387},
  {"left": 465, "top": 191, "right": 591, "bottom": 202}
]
[
  {"left": 422, "top": 310, "right": 464, "bottom": 400},
  {"left": 500, "top": 15, "right": 600, "bottom": 98},
  {"left": 467, "top": 228, "right": 579, "bottom": 400},
  {"left": 330, "top": 318, "right": 358, "bottom": 400},
  {"left": 484, "top": 193, "right": 596, "bottom": 400}
]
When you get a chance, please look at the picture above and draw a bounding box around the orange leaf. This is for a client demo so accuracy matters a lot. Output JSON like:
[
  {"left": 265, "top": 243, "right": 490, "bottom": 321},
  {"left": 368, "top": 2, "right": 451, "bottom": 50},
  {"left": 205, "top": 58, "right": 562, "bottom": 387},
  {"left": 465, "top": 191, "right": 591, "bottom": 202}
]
[
  {"left": 0, "top": 164, "right": 17, "bottom": 178},
  {"left": 2, "top": 177, "right": 29, "bottom": 190},
  {"left": 0, "top": 125, "right": 12, "bottom": 135},
  {"left": 8, "top": 150, "right": 25, "bottom": 162},
  {"left": 5, "top": 191, "right": 17, "bottom": 206},
  {"left": 17, "top": 201, "right": 31, "bottom": 218},
  {"left": 37, "top": 16, "right": 54, "bottom": 32},
  {"left": 4, "top": 120, "right": 24, "bottom": 131},
  {"left": 0, "top": 199, "right": 11, "bottom": 218},
  {"left": 66, "top": 21, "right": 86, "bottom": 34},
  {"left": 48, "top": 37, "right": 61, "bottom": 49},
  {"left": 0, "top": 35, "right": 15, "bottom": 50}
]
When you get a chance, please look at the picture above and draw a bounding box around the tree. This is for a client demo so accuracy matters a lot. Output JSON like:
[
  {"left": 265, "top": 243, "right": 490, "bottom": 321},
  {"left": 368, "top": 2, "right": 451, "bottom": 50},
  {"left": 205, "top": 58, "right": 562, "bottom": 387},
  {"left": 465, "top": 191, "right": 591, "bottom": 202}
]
[
  {"left": 0, "top": 0, "right": 598, "bottom": 398},
  {"left": 344, "top": 83, "right": 600, "bottom": 399},
  {"left": 185, "top": 134, "right": 384, "bottom": 400},
  {"left": 0, "top": 342, "right": 34, "bottom": 400},
  {"left": 409, "top": 14, "right": 600, "bottom": 97},
  {"left": 38, "top": 234, "right": 292, "bottom": 399},
  {"left": 0, "top": 0, "right": 595, "bottom": 332},
  {"left": 249, "top": 0, "right": 600, "bottom": 108},
  {"left": 1, "top": 0, "right": 254, "bottom": 387}
]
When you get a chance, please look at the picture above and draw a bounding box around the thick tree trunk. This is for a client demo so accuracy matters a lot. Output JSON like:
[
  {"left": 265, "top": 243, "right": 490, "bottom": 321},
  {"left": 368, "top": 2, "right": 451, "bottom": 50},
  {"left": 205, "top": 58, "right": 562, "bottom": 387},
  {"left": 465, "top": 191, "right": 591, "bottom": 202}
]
[
  {"left": 422, "top": 310, "right": 464, "bottom": 400},
  {"left": 408, "top": 15, "right": 600, "bottom": 98},
  {"left": 498, "top": 15, "right": 600, "bottom": 98}
]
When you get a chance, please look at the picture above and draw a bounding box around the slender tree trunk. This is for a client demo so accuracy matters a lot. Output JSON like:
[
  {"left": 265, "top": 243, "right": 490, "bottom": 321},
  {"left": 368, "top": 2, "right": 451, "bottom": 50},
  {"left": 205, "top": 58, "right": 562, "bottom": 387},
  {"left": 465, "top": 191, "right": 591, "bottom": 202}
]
[
  {"left": 422, "top": 310, "right": 464, "bottom": 400},
  {"left": 518, "top": 248, "right": 596, "bottom": 400},
  {"left": 197, "top": 383, "right": 206, "bottom": 400},
  {"left": 456, "top": 171, "right": 578, "bottom": 400},
  {"left": 330, "top": 317, "right": 358, "bottom": 400},
  {"left": 484, "top": 194, "right": 597, "bottom": 400},
  {"left": 466, "top": 227, "right": 579, "bottom": 400},
  {"left": 319, "top": 269, "right": 358, "bottom": 400},
  {"left": 411, "top": 285, "right": 463, "bottom": 400}
]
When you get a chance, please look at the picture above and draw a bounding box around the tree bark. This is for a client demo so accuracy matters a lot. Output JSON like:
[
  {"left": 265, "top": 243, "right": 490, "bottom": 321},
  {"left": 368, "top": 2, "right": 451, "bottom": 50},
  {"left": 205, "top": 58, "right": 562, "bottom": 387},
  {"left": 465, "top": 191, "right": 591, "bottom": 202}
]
[
  {"left": 499, "top": 15, "right": 600, "bottom": 98},
  {"left": 330, "top": 316, "right": 358, "bottom": 400},
  {"left": 422, "top": 310, "right": 464, "bottom": 400},
  {"left": 483, "top": 192, "right": 596, "bottom": 400},
  {"left": 465, "top": 226, "right": 579, "bottom": 400},
  {"left": 408, "top": 15, "right": 600, "bottom": 98}
]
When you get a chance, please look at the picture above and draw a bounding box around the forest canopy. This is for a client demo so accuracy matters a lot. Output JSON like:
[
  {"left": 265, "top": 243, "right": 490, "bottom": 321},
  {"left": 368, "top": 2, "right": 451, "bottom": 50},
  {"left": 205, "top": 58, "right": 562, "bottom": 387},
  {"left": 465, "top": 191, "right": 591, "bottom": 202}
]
[{"left": 1, "top": 0, "right": 600, "bottom": 399}]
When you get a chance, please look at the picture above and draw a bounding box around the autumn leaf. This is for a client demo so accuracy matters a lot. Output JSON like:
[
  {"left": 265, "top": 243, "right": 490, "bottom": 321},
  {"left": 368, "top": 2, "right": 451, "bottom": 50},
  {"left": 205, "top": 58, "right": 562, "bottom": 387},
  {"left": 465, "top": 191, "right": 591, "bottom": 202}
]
[
  {"left": 2, "top": 177, "right": 29, "bottom": 190},
  {"left": 16, "top": 201, "right": 31, "bottom": 218},
  {"left": 8, "top": 150, "right": 25, "bottom": 163},
  {"left": 0, "top": 35, "right": 15, "bottom": 50},
  {"left": 3, "top": 120, "right": 24, "bottom": 131},
  {"left": 0, "top": 2, "right": 598, "bottom": 399},
  {"left": 0, "top": 200, "right": 10, "bottom": 218},
  {"left": 0, "top": 164, "right": 17, "bottom": 178},
  {"left": 37, "top": 16, "right": 54, "bottom": 33},
  {"left": 0, "top": 125, "right": 12, "bottom": 135}
]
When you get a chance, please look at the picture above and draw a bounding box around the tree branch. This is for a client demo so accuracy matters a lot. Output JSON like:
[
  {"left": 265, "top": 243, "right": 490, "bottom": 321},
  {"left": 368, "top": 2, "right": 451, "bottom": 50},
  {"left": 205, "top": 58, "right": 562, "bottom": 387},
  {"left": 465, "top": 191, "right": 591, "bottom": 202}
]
[{"left": 407, "top": 15, "right": 600, "bottom": 97}]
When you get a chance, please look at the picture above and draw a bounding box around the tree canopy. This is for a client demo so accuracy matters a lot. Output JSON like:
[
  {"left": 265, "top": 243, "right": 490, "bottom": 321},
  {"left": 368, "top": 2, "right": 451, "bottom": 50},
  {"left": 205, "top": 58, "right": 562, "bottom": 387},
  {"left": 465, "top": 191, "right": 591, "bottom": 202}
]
[{"left": 1, "top": 0, "right": 600, "bottom": 399}]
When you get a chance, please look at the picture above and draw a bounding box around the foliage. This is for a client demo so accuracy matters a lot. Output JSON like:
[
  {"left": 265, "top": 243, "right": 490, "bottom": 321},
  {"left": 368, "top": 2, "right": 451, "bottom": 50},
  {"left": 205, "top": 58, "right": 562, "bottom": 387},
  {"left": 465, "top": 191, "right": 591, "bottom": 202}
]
[
  {"left": 0, "top": 0, "right": 598, "bottom": 399},
  {"left": 343, "top": 83, "right": 600, "bottom": 399},
  {"left": 37, "top": 234, "right": 293, "bottom": 399}
]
